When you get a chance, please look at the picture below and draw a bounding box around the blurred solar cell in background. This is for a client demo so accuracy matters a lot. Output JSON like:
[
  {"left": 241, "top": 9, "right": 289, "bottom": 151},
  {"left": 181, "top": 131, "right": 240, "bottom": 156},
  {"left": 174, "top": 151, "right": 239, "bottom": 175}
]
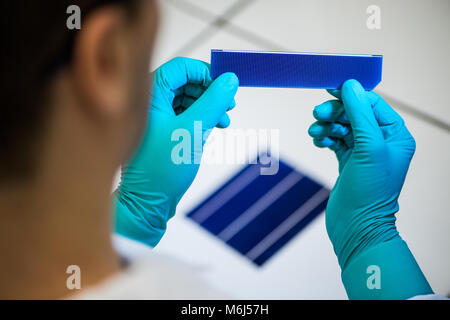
[{"left": 186, "top": 157, "right": 330, "bottom": 266}]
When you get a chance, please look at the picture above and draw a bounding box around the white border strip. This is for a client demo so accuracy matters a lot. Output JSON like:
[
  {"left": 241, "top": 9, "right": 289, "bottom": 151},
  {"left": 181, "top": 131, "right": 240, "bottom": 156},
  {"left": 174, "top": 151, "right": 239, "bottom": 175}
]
[
  {"left": 246, "top": 188, "right": 329, "bottom": 261},
  {"left": 189, "top": 164, "right": 262, "bottom": 224},
  {"left": 218, "top": 171, "right": 303, "bottom": 241}
]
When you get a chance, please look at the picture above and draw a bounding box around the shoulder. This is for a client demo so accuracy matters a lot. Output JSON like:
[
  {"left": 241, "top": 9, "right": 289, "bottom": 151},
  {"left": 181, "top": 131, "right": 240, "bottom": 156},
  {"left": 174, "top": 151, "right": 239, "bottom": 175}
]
[{"left": 74, "top": 234, "right": 228, "bottom": 299}]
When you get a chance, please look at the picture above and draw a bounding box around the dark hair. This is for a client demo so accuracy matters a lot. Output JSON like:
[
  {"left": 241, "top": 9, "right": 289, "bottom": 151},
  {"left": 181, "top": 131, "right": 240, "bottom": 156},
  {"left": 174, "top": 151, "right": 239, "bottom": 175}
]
[{"left": 0, "top": 1, "right": 137, "bottom": 182}]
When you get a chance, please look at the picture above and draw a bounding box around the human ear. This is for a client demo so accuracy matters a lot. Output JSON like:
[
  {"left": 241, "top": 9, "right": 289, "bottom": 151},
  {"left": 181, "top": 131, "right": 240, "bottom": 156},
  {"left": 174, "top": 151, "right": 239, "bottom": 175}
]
[{"left": 70, "top": 5, "right": 130, "bottom": 119}]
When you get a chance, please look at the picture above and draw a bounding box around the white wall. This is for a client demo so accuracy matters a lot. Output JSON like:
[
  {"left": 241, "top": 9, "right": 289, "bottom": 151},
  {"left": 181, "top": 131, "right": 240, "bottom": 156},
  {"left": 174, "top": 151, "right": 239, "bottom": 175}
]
[{"left": 118, "top": 0, "right": 450, "bottom": 299}]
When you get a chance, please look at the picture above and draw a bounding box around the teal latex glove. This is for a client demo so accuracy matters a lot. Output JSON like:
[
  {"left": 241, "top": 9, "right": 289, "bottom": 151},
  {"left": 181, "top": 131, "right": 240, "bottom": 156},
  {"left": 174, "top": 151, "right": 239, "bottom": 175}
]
[
  {"left": 114, "top": 57, "right": 239, "bottom": 247},
  {"left": 308, "top": 79, "right": 432, "bottom": 299}
]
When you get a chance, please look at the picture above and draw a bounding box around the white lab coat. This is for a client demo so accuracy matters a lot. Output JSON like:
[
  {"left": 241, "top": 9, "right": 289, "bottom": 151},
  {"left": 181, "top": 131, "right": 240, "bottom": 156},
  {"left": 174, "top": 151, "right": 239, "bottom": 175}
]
[
  {"left": 74, "top": 235, "right": 446, "bottom": 300},
  {"left": 74, "top": 235, "right": 227, "bottom": 299}
]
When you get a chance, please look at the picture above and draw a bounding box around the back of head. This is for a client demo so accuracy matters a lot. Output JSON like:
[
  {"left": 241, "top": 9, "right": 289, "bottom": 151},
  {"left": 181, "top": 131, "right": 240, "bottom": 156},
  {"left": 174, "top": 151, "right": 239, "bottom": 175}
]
[{"left": 0, "top": 0, "right": 136, "bottom": 183}]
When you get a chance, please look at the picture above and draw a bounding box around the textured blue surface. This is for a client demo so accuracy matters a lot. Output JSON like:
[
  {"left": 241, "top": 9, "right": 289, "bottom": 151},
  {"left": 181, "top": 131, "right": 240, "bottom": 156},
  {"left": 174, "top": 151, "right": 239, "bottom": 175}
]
[
  {"left": 186, "top": 158, "right": 330, "bottom": 266},
  {"left": 211, "top": 49, "right": 383, "bottom": 90}
]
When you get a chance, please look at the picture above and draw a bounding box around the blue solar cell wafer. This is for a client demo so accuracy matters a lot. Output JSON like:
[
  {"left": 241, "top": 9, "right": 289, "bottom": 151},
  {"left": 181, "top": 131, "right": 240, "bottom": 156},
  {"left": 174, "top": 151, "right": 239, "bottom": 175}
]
[
  {"left": 210, "top": 49, "right": 383, "bottom": 90},
  {"left": 186, "top": 157, "right": 330, "bottom": 266}
]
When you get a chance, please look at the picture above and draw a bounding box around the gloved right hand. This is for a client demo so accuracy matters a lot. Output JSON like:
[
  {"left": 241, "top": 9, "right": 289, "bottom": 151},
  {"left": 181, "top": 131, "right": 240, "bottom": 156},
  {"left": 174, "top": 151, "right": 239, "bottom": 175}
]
[
  {"left": 308, "top": 79, "right": 432, "bottom": 299},
  {"left": 114, "top": 57, "right": 239, "bottom": 247}
]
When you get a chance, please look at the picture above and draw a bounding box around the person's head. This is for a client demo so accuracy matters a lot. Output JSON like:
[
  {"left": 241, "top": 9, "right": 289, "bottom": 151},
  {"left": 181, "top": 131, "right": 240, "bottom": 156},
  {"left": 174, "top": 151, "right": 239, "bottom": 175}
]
[{"left": 0, "top": 0, "right": 159, "bottom": 187}]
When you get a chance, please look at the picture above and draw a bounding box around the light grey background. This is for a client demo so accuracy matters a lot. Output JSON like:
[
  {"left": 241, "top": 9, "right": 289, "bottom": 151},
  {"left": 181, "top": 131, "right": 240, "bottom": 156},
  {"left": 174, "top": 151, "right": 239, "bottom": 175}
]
[{"left": 118, "top": 0, "right": 450, "bottom": 299}]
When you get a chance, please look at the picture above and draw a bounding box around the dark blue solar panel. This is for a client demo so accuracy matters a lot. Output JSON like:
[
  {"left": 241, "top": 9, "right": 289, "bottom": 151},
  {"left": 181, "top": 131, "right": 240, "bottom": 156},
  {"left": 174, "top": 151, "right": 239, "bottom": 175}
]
[
  {"left": 186, "top": 158, "right": 330, "bottom": 266},
  {"left": 211, "top": 49, "right": 383, "bottom": 90}
]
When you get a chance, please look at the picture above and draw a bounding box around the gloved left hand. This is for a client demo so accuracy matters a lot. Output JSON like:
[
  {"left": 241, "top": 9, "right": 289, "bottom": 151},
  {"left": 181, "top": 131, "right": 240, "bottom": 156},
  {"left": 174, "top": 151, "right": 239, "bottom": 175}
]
[
  {"left": 114, "top": 57, "right": 239, "bottom": 247},
  {"left": 308, "top": 79, "right": 432, "bottom": 299}
]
